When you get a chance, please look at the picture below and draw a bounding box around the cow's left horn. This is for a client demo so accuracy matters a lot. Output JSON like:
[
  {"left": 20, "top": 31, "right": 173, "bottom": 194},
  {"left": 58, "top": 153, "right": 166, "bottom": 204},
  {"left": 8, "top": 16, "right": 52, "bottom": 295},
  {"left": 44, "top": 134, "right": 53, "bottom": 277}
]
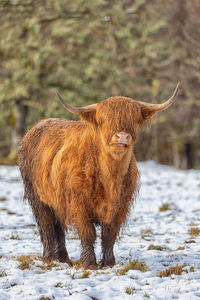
[
  {"left": 55, "top": 90, "right": 97, "bottom": 114},
  {"left": 138, "top": 82, "right": 180, "bottom": 111}
]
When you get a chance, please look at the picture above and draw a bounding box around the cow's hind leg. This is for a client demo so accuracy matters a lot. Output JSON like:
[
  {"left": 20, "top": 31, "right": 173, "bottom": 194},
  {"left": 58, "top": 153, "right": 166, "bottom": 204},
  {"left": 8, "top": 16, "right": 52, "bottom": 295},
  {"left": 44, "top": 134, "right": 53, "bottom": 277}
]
[
  {"left": 31, "top": 195, "right": 58, "bottom": 261},
  {"left": 54, "top": 220, "right": 71, "bottom": 264},
  {"left": 24, "top": 180, "right": 70, "bottom": 263}
]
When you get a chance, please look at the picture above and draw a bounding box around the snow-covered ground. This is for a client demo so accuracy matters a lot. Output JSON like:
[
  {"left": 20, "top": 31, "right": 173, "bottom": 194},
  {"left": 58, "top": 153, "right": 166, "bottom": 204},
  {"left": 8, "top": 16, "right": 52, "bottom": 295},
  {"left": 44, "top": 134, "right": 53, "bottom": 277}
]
[{"left": 0, "top": 161, "right": 200, "bottom": 300}]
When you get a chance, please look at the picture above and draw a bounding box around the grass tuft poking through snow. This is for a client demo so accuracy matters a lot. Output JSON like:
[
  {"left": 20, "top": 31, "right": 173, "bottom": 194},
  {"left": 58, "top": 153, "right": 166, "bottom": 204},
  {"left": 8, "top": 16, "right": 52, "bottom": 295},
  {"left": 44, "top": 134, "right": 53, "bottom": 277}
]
[
  {"left": 10, "top": 234, "right": 21, "bottom": 240},
  {"left": 16, "top": 255, "right": 35, "bottom": 270},
  {"left": 147, "top": 244, "right": 164, "bottom": 251},
  {"left": 141, "top": 229, "right": 153, "bottom": 239},
  {"left": 0, "top": 197, "right": 7, "bottom": 201},
  {"left": 189, "top": 227, "right": 200, "bottom": 237},
  {"left": 117, "top": 259, "right": 148, "bottom": 275},
  {"left": 0, "top": 270, "right": 7, "bottom": 277},
  {"left": 159, "top": 203, "right": 171, "bottom": 212},
  {"left": 81, "top": 270, "right": 91, "bottom": 278},
  {"left": 157, "top": 264, "right": 187, "bottom": 277},
  {"left": 125, "top": 287, "right": 136, "bottom": 294}
]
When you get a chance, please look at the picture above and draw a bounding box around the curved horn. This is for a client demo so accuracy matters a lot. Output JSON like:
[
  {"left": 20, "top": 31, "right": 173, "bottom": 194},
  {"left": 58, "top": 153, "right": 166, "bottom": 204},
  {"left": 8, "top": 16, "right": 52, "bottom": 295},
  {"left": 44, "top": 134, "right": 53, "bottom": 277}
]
[
  {"left": 138, "top": 82, "right": 180, "bottom": 111},
  {"left": 55, "top": 90, "right": 97, "bottom": 114}
]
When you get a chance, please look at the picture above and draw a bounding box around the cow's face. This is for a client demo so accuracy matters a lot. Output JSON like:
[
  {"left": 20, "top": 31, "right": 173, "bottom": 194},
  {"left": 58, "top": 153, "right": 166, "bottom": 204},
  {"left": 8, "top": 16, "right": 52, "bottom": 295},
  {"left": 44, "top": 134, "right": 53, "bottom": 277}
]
[{"left": 95, "top": 97, "right": 142, "bottom": 158}]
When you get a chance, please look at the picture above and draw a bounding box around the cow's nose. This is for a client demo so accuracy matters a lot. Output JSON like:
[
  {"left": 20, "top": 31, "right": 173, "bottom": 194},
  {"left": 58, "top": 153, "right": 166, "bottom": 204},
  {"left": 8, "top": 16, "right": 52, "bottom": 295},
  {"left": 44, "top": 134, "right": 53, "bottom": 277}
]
[{"left": 115, "top": 132, "right": 131, "bottom": 144}]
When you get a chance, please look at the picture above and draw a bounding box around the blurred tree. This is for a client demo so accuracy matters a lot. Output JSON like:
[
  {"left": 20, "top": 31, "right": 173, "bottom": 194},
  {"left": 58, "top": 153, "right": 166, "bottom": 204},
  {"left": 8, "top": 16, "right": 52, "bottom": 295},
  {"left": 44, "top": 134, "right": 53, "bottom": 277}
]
[
  {"left": 135, "top": 0, "right": 200, "bottom": 169},
  {"left": 0, "top": 0, "right": 164, "bottom": 158},
  {"left": 0, "top": 0, "right": 199, "bottom": 168}
]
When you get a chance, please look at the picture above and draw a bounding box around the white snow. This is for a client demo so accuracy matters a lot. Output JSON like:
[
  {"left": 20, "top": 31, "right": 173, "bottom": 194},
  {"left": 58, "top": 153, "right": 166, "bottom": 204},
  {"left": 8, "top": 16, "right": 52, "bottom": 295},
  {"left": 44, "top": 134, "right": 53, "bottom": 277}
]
[{"left": 0, "top": 161, "right": 200, "bottom": 300}]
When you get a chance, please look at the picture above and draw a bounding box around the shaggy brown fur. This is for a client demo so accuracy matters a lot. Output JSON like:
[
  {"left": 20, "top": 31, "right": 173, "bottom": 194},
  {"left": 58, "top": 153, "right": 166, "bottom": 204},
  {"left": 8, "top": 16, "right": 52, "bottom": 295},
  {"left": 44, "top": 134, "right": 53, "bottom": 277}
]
[{"left": 17, "top": 95, "right": 169, "bottom": 269}]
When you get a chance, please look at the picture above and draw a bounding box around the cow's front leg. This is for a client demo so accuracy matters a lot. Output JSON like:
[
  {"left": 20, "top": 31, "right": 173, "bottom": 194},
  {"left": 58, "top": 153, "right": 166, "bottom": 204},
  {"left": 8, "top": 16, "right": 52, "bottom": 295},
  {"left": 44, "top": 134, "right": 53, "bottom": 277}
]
[
  {"left": 101, "top": 223, "right": 120, "bottom": 267},
  {"left": 75, "top": 218, "right": 97, "bottom": 269}
]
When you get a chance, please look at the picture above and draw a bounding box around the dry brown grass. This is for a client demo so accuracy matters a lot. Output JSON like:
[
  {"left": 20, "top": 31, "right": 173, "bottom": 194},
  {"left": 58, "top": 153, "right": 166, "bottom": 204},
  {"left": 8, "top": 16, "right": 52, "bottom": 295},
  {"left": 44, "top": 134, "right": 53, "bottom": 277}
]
[
  {"left": 41, "top": 261, "right": 59, "bottom": 270},
  {"left": 176, "top": 246, "right": 185, "bottom": 251},
  {"left": 190, "top": 266, "right": 195, "bottom": 272},
  {"left": 141, "top": 229, "right": 153, "bottom": 239},
  {"left": 117, "top": 259, "right": 148, "bottom": 275},
  {"left": 10, "top": 234, "right": 21, "bottom": 240},
  {"left": 157, "top": 264, "right": 187, "bottom": 277},
  {"left": 0, "top": 197, "right": 7, "bottom": 201},
  {"left": 0, "top": 270, "right": 7, "bottom": 277},
  {"left": 147, "top": 244, "right": 164, "bottom": 251},
  {"left": 125, "top": 287, "right": 136, "bottom": 294},
  {"left": 159, "top": 203, "right": 171, "bottom": 212},
  {"left": 72, "top": 259, "right": 82, "bottom": 270},
  {"left": 189, "top": 227, "right": 200, "bottom": 237},
  {"left": 16, "top": 255, "right": 34, "bottom": 270},
  {"left": 16, "top": 254, "right": 60, "bottom": 271},
  {"left": 81, "top": 270, "right": 91, "bottom": 278}
]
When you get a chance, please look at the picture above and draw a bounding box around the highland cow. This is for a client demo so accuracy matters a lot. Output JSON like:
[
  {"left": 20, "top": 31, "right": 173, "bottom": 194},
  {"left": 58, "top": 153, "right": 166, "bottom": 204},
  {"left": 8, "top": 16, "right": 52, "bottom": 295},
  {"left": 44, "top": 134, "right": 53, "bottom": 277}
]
[{"left": 18, "top": 83, "right": 179, "bottom": 269}]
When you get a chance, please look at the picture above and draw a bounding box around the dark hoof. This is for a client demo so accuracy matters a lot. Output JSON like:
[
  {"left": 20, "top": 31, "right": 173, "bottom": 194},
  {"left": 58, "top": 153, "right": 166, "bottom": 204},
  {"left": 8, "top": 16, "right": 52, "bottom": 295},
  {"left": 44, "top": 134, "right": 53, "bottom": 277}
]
[
  {"left": 59, "top": 257, "right": 73, "bottom": 266},
  {"left": 80, "top": 254, "right": 97, "bottom": 270},
  {"left": 100, "top": 259, "right": 115, "bottom": 268},
  {"left": 58, "top": 252, "right": 72, "bottom": 265}
]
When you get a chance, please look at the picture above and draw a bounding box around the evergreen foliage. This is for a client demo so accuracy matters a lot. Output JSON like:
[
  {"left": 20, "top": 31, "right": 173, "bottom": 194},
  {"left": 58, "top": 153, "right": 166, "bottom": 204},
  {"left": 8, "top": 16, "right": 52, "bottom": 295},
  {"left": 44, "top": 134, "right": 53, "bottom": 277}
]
[{"left": 0, "top": 0, "right": 199, "bottom": 168}]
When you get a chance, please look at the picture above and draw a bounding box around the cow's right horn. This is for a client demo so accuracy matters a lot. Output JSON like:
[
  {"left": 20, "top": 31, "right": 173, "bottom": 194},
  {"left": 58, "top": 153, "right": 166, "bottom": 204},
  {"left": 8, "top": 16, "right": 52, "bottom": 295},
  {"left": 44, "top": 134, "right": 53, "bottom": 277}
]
[{"left": 55, "top": 90, "right": 97, "bottom": 114}]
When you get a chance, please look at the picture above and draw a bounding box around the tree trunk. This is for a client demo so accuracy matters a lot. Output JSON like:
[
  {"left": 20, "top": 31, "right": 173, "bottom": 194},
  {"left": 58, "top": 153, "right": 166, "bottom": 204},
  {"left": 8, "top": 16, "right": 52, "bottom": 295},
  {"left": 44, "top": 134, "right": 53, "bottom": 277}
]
[
  {"left": 10, "top": 99, "right": 28, "bottom": 159},
  {"left": 185, "top": 143, "right": 194, "bottom": 169},
  {"left": 173, "top": 143, "right": 181, "bottom": 169}
]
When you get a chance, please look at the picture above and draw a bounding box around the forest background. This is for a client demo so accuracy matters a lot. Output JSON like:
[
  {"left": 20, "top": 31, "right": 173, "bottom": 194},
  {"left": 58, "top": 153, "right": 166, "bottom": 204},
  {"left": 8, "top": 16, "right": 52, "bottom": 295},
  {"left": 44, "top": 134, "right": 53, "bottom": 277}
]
[{"left": 0, "top": 0, "right": 199, "bottom": 169}]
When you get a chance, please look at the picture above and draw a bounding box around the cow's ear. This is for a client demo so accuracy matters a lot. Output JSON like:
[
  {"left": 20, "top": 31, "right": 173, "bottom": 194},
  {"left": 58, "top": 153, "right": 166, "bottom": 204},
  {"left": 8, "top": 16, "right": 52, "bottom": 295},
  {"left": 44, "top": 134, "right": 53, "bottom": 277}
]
[
  {"left": 80, "top": 110, "right": 97, "bottom": 125},
  {"left": 139, "top": 83, "right": 180, "bottom": 123},
  {"left": 141, "top": 107, "right": 157, "bottom": 122}
]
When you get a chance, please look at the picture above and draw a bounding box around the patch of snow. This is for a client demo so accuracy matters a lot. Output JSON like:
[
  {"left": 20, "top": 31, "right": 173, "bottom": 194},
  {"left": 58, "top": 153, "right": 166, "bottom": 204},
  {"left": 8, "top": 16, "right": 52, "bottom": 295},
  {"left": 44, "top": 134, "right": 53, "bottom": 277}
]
[{"left": 0, "top": 162, "right": 200, "bottom": 300}]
